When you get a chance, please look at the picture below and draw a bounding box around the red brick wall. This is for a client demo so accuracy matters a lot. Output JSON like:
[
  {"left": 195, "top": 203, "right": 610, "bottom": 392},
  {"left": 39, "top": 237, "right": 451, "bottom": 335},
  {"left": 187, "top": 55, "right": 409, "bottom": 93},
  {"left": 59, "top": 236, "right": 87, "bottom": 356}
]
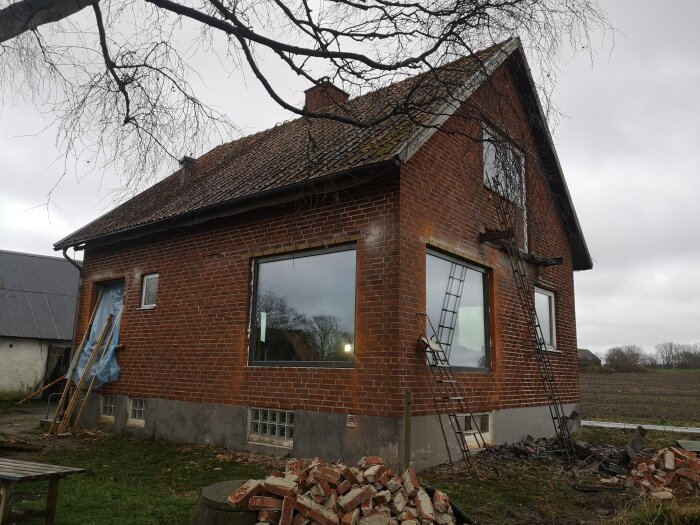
[
  {"left": 397, "top": 59, "right": 580, "bottom": 416},
  {"left": 76, "top": 59, "right": 581, "bottom": 421},
  {"left": 77, "top": 179, "right": 406, "bottom": 417}
]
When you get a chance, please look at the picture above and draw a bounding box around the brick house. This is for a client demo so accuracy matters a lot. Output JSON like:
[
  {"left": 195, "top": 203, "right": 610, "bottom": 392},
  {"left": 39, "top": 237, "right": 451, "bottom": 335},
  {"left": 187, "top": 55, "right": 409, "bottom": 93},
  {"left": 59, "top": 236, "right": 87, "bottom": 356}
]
[{"left": 55, "top": 38, "right": 592, "bottom": 469}]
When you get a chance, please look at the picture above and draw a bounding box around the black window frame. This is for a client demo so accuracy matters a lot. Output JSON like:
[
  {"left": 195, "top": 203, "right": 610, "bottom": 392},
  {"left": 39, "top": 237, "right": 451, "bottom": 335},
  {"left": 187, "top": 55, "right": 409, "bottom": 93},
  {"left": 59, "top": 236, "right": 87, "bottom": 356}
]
[
  {"left": 426, "top": 248, "right": 491, "bottom": 372},
  {"left": 248, "top": 243, "right": 357, "bottom": 368}
]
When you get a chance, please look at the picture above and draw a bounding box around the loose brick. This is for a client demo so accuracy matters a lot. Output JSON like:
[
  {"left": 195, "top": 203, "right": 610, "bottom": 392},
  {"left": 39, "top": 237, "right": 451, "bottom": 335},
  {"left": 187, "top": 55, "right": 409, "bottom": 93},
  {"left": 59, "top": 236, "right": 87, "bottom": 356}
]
[
  {"left": 390, "top": 490, "right": 406, "bottom": 514},
  {"left": 401, "top": 520, "right": 419, "bottom": 525},
  {"left": 340, "top": 508, "right": 360, "bottom": 525},
  {"left": 372, "top": 490, "right": 391, "bottom": 505},
  {"left": 415, "top": 490, "right": 435, "bottom": 523},
  {"left": 338, "top": 486, "right": 376, "bottom": 512},
  {"left": 250, "top": 497, "right": 284, "bottom": 511},
  {"left": 359, "top": 513, "right": 390, "bottom": 525},
  {"left": 434, "top": 513, "right": 453, "bottom": 525},
  {"left": 292, "top": 514, "right": 311, "bottom": 525},
  {"left": 360, "top": 499, "right": 374, "bottom": 517},
  {"left": 359, "top": 457, "right": 385, "bottom": 469},
  {"left": 397, "top": 509, "right": 418, "bottom": 521},
  {"left": 341, "top": 467, "right": 359, "bottom": 486},
  {"left": 431, "top": 490, "right": 449, "bottom": 513},
  {"left": 386, "top": 478, "right": 402, "bottom": 493},
  {"left": 265, "top": 476, "right": 298, "bottom": 498},
  {"left": 377, "top": 469, "right": 394, "bottom": 487},
  {"left": 401, "top": 469, "right": 419, "bottom": 498},
  {"left": 316, "top": 466, "right": 342, "bottom": 485},
  {"left": 294, "top": 495, "right": 340, "bottom": 525},
  {"left": 259, "top": 510, "right": 282, "bottom": 523},
  {"left": 228, "top": 480, "right": 263, "bottom": 509},
  {"left": 280, "top": 497, "right": 295, "bottom": 525},
  {"left": 337, "top": 480, "right": 352, "bottom": 495},
  {"left": 364, "top": 465, "right": 387, "bottom": 484},
  {"left": 287, "top": 459, "right": 303, "bottom": 477}
]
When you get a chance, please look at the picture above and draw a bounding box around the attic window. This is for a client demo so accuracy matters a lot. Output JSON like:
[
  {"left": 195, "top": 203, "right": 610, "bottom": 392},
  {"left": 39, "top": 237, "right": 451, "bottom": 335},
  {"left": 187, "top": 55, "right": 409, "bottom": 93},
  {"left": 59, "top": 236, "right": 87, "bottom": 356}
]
[
  {"left": 140, "top": 274, "right": 159, "bottom": 308},
  {"left": 483, "top": 125, "right": 525, "bottom": 208}
]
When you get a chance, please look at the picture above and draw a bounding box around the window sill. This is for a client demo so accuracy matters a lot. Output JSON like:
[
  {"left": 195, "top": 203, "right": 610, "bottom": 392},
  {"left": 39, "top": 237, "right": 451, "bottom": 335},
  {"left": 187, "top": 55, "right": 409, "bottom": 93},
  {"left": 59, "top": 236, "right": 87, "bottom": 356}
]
[
  {"left": 247, "top": 436, "right": 293, "bottom": 449},
  {"left": 98, "top": 416, "right": 115, "bottom": 424},
  {"left": 544, "top": 347, "right": 561, "bottom": 354},
  {"left": 126, "top": 419, "right": 145, "bottom": 428},
  {"left": 138, "top": 305, "right": 156, "bottom": 311},
  {"left": 450, "top": 366, "right": 492, "bottom": 373},
  {"left": 248, "top": 361, "right": 354, "bottom": 369}
]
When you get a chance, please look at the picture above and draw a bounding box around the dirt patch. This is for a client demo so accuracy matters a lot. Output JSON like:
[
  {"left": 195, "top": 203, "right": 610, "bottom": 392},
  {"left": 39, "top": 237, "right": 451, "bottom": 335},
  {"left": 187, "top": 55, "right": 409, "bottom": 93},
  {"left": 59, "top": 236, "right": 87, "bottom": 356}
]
[{"left": 580, "top": 371, "right": 700, "bottom": 427}]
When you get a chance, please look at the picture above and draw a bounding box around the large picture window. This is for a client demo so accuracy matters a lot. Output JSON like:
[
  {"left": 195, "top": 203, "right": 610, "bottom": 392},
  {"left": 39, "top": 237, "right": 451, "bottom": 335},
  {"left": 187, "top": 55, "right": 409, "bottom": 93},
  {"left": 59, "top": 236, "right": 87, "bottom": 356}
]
[
  {"left": 426, "top": 250, "right": 489, "bottom": 369},
  {"left": 250, "top": 246, "right": 356, "bottom": 365}
]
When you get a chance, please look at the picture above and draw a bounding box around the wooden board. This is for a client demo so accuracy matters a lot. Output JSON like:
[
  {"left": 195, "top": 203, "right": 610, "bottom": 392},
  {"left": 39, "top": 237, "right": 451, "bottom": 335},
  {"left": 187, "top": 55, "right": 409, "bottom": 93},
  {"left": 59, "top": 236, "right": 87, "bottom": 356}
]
[{"left": 0, "top": 459, "right": 84, "bottom": 482}]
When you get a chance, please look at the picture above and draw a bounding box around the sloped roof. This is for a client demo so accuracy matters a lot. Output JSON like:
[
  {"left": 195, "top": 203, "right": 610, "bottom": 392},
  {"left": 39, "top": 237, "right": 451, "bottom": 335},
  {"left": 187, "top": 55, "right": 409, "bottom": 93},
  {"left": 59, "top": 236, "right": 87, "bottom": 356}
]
[
  {"left": 55, "top": 39, "right": 592, "bottom": 270},
  {"left": 0, "top": 250, "right": 80, "bottom": 340}
]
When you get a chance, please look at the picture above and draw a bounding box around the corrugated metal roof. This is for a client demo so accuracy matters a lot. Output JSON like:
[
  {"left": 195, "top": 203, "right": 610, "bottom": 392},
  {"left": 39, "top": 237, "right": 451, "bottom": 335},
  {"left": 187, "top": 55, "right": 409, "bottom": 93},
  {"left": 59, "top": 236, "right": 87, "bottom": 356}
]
[{"left": 0, "top": 250, "right": 80, "bottom": 340}]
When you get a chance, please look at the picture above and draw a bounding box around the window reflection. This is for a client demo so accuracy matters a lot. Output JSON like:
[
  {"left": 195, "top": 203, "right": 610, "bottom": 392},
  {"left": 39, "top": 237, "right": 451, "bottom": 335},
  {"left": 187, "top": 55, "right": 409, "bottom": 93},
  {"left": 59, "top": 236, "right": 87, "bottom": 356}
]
[
  {"left": 252, "top": 247, "right": 356, "bottom": 364},
  {"left": 426, "top": 251, "right": 489, "bottom": 369}
]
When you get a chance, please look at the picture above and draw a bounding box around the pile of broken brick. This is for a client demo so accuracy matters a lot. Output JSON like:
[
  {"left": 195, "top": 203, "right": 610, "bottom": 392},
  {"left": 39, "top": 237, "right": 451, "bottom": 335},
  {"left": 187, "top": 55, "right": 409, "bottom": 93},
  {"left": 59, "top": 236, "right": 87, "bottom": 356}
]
[
  {"left": 227, "top": 456, "right": 463, "bottom": 525},
  {"left": 620, "top": 446, "right": 700, "bottom": 499}
]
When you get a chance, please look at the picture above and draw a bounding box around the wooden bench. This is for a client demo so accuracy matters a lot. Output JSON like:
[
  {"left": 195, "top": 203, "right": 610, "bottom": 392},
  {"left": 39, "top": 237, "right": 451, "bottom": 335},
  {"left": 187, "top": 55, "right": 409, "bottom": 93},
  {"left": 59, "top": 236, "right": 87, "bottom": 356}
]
[{"left": 0, "top": 458, "right": 85, "bottom": 524}]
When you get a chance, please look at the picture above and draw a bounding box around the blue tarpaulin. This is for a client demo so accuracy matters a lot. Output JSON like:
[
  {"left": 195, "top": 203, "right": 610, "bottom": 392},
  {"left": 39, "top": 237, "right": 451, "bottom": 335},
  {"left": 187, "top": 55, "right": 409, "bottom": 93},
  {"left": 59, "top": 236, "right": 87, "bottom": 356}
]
[{"left": 72, "top": 281, "right": 124, "bottom": 388}]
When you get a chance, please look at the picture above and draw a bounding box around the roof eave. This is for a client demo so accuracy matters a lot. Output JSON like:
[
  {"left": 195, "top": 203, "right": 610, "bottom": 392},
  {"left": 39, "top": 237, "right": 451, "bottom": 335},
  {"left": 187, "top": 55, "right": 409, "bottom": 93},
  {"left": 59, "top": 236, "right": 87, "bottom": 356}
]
[{"left": 54, "top": 159, "right": 399, "bottom": 251}]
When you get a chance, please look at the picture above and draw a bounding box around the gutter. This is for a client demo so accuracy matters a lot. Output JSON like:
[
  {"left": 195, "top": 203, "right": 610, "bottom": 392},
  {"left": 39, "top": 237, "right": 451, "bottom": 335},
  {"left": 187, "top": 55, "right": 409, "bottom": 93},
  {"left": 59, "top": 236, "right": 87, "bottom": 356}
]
[
  {"left": 55, "top": 158, "right": 400, "bottom": 252},
  {"left": 62, "top": 247, "right": 84, "bottom": 367}
]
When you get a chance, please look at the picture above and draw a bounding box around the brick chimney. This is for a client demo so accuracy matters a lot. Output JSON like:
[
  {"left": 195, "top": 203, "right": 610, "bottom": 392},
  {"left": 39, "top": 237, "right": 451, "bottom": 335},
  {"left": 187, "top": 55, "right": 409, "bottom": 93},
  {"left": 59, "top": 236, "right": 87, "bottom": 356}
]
[{"left": 304, "top": 78, "right": 350, "bottom": 112}]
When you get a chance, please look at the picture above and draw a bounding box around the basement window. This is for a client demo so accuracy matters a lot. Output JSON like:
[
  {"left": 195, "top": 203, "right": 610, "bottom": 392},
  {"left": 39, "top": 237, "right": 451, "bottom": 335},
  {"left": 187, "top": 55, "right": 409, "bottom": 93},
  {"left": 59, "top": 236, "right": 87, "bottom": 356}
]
[
  {"left": 127, "top": 398, "right": 146, "bottom": 427},
  {"left": 140, "top": 273, "right": 159, "bottom": 308},
  {"left": 464, "top": 413, "right": 490, "bottom": 434},
  {"left": 100, "top": 395, "right": 116, "bottom": 421},
  {"left": 250, "top": 245, "right": 356, "bottom": 366},
  {"left": 534, "top": 288, "right": 556, "bottom": 350},
  {"left": 248, "top": 408, "right": 294, "bottom": 448},
  {"left": 426, "top": 250, "right": 490, "bottom": 370}
]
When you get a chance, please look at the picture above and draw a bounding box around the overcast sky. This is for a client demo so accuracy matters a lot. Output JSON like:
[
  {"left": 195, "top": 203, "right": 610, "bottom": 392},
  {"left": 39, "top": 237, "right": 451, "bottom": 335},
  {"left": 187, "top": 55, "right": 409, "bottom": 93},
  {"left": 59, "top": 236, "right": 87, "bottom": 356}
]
[{"left": 1, "top": 0, "right": 698, "bottom": 357}]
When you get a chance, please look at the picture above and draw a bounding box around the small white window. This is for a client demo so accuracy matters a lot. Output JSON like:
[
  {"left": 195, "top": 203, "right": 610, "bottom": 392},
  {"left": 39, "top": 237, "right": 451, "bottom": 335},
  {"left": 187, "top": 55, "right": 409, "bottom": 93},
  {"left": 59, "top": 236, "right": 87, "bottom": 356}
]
[
  {"left": 141, "top": 274, "right": 159, "bottom": 308},
  {"left": 248, "top": 408, "right": 294, "bottom": 448},
  {"left": 462, "top": 412, "right": 491, "bottom": 448},
  {"left": 100, "top": 395, "right": 116, "bottom": 421},
  {"left": 128, "top": 398, "right": 146, "bottom": 426},
  {"left": 534, "top": 288, "right": 556, "bottom": 350}
]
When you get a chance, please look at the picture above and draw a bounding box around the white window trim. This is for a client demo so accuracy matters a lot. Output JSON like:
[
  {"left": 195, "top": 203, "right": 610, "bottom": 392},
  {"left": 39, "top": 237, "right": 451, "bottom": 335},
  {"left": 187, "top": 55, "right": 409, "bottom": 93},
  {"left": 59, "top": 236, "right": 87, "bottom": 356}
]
[
  {"left": 534, "top": 287, "right": 557, "bottom": 352},
  {"left": 127, "top": 397, "right": 146, "bottom": 427},
  {"left": 99, "top": 395, "right": 116, "bottom": 423},
  {"left": 140, "top": 273, "right": 159, "bottom": 309}
]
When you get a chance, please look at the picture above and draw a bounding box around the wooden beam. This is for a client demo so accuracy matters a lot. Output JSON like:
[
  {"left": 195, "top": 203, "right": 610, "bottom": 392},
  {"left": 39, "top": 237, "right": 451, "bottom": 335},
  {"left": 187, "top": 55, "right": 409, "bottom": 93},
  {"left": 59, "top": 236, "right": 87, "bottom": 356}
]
[{"left": 478, "top": 228, "right": 514, "bottom": 243}]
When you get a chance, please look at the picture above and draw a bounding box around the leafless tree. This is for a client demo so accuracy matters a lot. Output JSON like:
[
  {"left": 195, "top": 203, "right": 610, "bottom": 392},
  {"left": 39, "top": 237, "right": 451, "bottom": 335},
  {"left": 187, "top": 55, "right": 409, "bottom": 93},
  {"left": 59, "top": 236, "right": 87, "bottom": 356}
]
[
  {"left": 605, "top": 345, "right": 651, "bottom": 371},
  {"left": 655, "top": 341, "right": 678, "bottom": 369},
  {"left": 0, "top": 0, "right": 610, "bottom": 195}
]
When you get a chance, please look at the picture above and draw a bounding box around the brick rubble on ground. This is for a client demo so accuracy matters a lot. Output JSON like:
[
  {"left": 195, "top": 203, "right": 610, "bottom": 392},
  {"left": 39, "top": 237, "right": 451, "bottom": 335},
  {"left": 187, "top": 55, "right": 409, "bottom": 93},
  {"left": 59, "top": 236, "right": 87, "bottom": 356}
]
[
  {"left": 227, "top": 456, "right": 457, "bottom": 525},
  {"left": 598, "top": 446, "right": 700, "bottom": 499}
]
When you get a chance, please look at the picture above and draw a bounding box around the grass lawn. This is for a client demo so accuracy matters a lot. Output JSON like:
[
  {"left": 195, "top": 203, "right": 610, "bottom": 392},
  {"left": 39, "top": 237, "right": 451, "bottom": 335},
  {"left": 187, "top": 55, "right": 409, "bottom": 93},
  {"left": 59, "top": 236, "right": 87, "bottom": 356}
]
[
  {"left": 2, "top": 426, "right": 698, "bottom": 525},
  {"left": 9, "top": 434, "right": 272, "bottom": 524},
  {"left": 580, "top": 370, "right": 700, "bottom": 428}
]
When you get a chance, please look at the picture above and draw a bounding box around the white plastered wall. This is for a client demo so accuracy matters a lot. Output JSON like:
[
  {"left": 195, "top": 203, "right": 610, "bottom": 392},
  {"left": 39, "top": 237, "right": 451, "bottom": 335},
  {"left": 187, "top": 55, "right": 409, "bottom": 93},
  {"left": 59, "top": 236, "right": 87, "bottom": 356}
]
[{"left": 0, "top": 338, "right": 49, "bottom": 393}]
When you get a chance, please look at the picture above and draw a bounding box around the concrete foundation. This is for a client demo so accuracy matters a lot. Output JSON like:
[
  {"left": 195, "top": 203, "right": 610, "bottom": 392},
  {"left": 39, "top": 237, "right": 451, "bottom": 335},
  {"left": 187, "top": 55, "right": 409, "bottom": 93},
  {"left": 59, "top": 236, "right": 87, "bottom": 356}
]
[{"left": 82, "top": 395, "right": 580, "bottom": 470}]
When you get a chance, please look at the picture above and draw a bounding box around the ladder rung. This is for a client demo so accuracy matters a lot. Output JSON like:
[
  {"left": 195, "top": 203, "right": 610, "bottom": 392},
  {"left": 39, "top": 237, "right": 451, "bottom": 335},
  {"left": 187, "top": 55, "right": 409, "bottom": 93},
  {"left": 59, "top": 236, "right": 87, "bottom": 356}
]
[{"left": 436, "top": 396, "right": 464, "bottom": 402}]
